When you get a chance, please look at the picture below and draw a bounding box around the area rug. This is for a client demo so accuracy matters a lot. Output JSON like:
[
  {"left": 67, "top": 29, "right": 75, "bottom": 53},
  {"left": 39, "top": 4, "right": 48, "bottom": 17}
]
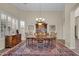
[{"left": 1, "top": 41, "right": 78, "bottom": 56}]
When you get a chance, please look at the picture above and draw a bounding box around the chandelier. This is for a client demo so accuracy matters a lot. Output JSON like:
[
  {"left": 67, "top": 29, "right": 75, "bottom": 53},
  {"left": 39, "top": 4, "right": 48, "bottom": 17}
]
[
  {"left": 35, "top": 4, "right": 45, "bottom": 22},
  {"left": 36, "top": 18, "right": 45, "bottom": 22}
]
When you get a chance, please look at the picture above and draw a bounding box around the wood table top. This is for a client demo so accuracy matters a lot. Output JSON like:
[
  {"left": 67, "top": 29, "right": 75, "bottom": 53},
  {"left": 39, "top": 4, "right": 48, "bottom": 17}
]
[{"left": 26, "top": 36, "right": 56, "bottom": 40}]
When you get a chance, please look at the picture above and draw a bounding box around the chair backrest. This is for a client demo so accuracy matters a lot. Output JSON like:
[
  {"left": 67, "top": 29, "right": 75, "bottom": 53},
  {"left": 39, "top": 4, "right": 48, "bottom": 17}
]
[{"left": 50, "top": 32, "right": 57, "bottom": 38}]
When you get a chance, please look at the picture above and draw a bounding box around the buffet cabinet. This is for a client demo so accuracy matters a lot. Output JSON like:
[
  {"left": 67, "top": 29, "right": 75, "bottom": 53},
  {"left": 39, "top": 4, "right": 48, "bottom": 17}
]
[
  {"left": 5, "top": 34, "right": 21, "bottom": 48},
  {"left": 36, "top": 22, "right": 47, "bottom": 33},
  {"left": 35, "top": 22, "right": 47, "bottom": 37}
]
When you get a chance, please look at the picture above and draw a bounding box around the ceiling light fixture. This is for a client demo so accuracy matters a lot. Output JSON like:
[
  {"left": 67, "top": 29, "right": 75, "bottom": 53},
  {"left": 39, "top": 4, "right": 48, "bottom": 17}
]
[
  {"left": 36, "top": 4, "right": 45, "bottom": 22},
  {"left": 36, "top": 18, "right": 45, "bottom": 22}
]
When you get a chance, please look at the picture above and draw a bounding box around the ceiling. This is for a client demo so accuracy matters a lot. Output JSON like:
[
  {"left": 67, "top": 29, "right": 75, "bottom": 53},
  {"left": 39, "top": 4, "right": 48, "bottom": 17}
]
[{"left": 12, "top": 3, "right": 65, "bottom": 11}]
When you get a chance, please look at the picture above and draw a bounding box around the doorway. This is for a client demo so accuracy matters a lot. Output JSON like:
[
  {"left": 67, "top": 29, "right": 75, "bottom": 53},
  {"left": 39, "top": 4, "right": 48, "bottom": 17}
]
[{"left": 75, "top": 17, "right": 79, "bottom": 49}]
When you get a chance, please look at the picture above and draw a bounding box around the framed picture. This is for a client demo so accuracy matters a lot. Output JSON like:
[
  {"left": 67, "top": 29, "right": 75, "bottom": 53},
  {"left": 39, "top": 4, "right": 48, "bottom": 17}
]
[
  {"left": 28, "top": 25, "right": 34, "bottom": 35},
  {"left": 28, "top": 25, "right": 34, "bottom": 31},
  {"left": 49, "top": 25, "right": 56, "bottom": 32}
]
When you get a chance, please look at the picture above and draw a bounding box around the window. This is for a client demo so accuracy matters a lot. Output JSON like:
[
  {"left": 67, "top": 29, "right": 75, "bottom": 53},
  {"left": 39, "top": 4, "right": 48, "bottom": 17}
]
[
  {"left": 8, "top": 16, "right": 11, "bottom": 22},
  {"left": 15, "top": 19, "right": 18, "bottom": 29},
  {"left": 0, "top": 13, "right": 7, "bottom": 37},
  {"left": 20, "top": 20, "right": 25, "bottom": 28},
  {"left": 0, "top": 11, "right": 25, "bottom": 36},
  {"left": 1, "top": 13, "right": 6, "bottom": 20},
  {"left": 12, "top": 18, "right": 16, "bottom": 29},
  {"left": 20, "top": 20, "right": 25, "bottom": 36}
]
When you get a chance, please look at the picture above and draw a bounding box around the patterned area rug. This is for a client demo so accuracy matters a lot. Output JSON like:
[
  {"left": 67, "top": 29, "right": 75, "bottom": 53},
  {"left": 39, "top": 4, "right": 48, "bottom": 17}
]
[{"left": 1, "top": 41, "right": 78, "bottom": 56}]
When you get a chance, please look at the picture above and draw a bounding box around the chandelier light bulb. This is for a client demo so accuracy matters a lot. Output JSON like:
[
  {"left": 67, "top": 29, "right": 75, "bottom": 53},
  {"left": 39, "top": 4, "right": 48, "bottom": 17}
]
[
  {"left": 42, "top": 18, "right": 45, "bottom": 21},
  {"left": 36, "top": 18, "right": 38, "bottom": 21},
  {"left": 39, "top": 18, "right": 42, "bottom": 19},
  {"left": 36, "top": 17, "right": 45, "bottom": 22},
  {"left": 38, "top": 22, "right": 42, "bottom": 25}
]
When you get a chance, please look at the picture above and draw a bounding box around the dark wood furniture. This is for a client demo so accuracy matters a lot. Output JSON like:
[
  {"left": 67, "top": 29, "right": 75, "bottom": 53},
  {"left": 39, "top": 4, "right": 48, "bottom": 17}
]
[
  {"left": 26, "top": 36, "right": 56, "bottom": 49},
  {"left": 35, "top": 22, "right": 47, "bottom": 36},
  {"left": 5, "top": 34, "right": 21, "bottom": 48}
]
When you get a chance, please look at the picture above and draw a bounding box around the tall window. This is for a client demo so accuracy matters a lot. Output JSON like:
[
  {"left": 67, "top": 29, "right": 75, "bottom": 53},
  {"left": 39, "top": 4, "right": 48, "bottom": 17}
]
[
  {"left": 20, "top": 20, "right": 25, "bottom": 40},
  {"left": 20, "top": 20, "right": 25, "bottom": 28},
  {"left": 7, "top": 16, "right": 12, "bottom": 35},
  {"left": 1, "top": 13, "right": 6, "bottom": 20},
  {"left": 12, "top": 18, "right": 15, "bottom": 28},
  {"left": 15, "top": 19, "right": 18, "bottom": 29},
  {"left": 0, "top": 11, "right": 24, "bottom": 37},
  {"left": 0, "top": 13, "right": 7, "bottom": 37},
  {"left": 8, "top": 16, "right": 11, "bottom": 22}
]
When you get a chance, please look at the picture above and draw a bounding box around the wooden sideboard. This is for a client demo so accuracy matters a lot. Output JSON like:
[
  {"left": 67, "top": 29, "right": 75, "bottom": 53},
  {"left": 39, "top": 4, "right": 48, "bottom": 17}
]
[{"left": 5, "top": 34, "right": 21, "bottom": 48}]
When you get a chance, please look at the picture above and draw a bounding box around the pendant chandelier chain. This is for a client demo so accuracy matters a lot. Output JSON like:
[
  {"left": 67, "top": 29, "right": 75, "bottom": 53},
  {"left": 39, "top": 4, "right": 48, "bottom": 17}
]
[
  {"left": 36, "top": 4, "right": 45, "bottom": 22},
  {"left": 40, "top": 3, "right": 42, "bottom": 18}
]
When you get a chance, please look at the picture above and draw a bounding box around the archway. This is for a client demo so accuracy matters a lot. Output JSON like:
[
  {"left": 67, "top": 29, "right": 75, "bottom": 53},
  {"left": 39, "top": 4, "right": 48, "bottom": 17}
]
[
  {"left": 74, "top": 6, "right": 79, "bottom": 49},
  {"left": 70, "top": 4, "right": 79, "bottom": 49}
]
